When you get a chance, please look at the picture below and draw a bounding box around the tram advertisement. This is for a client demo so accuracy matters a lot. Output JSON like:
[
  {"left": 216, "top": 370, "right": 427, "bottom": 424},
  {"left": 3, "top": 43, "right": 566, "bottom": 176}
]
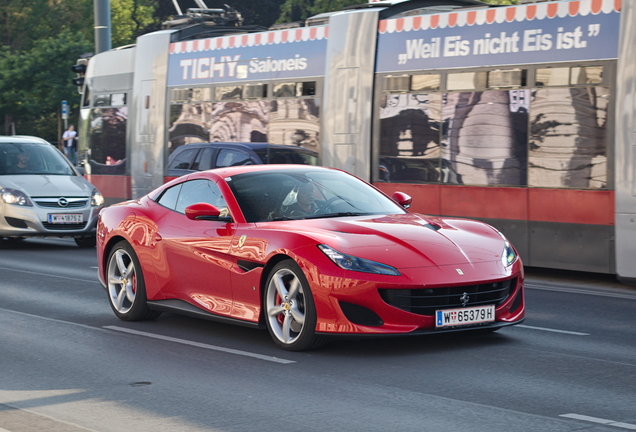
[
  {"left": 377, "top": 1, "right": 620, "bottom": 73},
  {"left": 167, "top": 27, "right": 328, "bottom": 86}
]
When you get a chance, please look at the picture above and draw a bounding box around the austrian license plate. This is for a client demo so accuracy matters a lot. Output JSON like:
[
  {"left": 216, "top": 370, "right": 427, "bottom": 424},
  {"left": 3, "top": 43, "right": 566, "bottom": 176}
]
[
  {"left": 435, "top": 305, "right": 495, "bottom": 328},
  {"left": 48, "top": 213, "right": 83, "bottom": 224}
]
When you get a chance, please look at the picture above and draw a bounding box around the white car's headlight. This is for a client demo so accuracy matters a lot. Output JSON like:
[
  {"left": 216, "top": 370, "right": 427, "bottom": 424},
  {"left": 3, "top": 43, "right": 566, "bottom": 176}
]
[
  {"left": 1, "top": 188, "right": 33, "bottom": 206},
  {"left": 318, "top": 244, "right": 400, "bottom": 276},
  {"left": 91, "top": 189, "right": 104, "bottom": 207}
]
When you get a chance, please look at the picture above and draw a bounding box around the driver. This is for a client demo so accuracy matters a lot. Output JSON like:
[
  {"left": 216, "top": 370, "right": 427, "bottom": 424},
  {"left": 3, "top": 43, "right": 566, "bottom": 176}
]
[
  {"left": 8, "top": 150, "right": 31, "bottom": 173},
  {"left": 286, "top": 183, "right": 318, "bottom": 217}
]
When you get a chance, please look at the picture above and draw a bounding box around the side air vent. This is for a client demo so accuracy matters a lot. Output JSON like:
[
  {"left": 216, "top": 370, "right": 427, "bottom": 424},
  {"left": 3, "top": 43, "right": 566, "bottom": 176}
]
[{"left": 339, "top": 302, "right": 384, "bottom": 327}]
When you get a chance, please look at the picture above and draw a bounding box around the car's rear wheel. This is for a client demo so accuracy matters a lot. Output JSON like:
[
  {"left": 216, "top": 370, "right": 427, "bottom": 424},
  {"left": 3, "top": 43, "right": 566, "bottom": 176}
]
[
  {"left": 264, "top": 260, "right": 323, "bottom": 351},
  {"left": 106, "top": 241, "right": 161, "bottom": 321},
  {"left": 75, "top": 236, "right": 96, "bottom": 248}
]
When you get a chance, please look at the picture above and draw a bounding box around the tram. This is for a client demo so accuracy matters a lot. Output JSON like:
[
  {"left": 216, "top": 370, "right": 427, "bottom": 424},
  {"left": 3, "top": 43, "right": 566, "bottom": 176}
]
[{"left": 75, "top": 0, "right": 636, "bottom": 280}]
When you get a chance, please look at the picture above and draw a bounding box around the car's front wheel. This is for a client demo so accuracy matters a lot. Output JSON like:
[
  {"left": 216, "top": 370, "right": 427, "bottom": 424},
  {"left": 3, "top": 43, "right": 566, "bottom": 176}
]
[
  {"left": 264, "top": 259, "right": 323, "bottom": 351},
  {"left": 106, "top": 241, "right": 160, "bottom": 321}
]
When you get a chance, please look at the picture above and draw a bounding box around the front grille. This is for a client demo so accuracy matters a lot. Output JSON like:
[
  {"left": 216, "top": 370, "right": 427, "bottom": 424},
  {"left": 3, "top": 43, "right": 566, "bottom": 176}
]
[
  {"left": 33, "top": 197, "right": 89, "bottom": 208},
  {"left": 379, "top": 278, "right": 516, "bottom": 316},
  {"left": 42, "top": 222, "right": 88, "bottom": 230}
]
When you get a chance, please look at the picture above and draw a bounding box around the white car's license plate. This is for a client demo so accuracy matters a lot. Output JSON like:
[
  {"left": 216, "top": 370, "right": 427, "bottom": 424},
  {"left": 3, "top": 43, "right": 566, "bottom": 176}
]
[
  {"left": 48, "top": 213, "right": 83, "bottom": 224},
  {"left": 436, "top": 305, "right": 495, "bottom": 328}
]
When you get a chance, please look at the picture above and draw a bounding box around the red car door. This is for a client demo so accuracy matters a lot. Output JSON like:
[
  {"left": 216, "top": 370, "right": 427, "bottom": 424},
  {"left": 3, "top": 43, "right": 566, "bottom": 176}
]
[{"left": 153, "top": 179, "right": 236, "bottom": 317}]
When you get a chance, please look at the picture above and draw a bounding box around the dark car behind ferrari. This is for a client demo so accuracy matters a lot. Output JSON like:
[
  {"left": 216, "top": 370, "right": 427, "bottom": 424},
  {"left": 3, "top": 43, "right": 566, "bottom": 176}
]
[{"left": 167, "top": 142, "right": 318, "bottom": 177}]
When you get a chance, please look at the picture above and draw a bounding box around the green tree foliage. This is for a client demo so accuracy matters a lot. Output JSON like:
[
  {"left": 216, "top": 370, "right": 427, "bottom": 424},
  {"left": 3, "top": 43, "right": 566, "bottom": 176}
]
[
  {"left": 0, "top": 0, "right": 93, "bottom": 53},
  {"left": 111, "top": 0, "right": 160, "bottom": 47},
  {"left": 0, "top": 30, "right": 92, "bottom": 140}
]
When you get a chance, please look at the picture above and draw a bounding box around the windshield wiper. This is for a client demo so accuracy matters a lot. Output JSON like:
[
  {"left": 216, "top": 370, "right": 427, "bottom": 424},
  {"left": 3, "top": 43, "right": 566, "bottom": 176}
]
[{"left": 304, "top": 212, "right": 370, "bottom": 219}]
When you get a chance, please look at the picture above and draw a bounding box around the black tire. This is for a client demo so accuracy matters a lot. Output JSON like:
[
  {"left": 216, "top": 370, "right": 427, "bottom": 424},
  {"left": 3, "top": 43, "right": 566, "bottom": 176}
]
[
  {"left": 264, "top": 259, "right": 323, "bottom": 351},
  {"left": 75, "top": 236, "right": 96, "bottom": 248},
  {"left": 106, "top": 241, "right": 161, "bottom": 321}
]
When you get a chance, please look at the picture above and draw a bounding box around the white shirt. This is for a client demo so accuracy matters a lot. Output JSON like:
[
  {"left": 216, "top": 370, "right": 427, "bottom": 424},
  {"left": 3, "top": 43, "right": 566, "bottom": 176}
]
[{"left": 63, "top": 130, "right": 77, "bottom": 147}]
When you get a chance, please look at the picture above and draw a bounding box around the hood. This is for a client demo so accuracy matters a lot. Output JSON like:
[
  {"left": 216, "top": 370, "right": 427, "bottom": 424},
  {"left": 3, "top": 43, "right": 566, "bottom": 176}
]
[
  {"left": 276, "top": 213, "right": 506, "bottom": 269},
  {"left": 0, "top": 174, "right": 94, "bottom": 197}
]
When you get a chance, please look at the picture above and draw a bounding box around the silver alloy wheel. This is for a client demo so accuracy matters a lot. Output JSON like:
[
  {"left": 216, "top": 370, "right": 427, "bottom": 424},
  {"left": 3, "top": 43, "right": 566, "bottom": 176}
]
[
  {"left": 107, "top": 248, "right": 137, "bottom": 314},
  {"left": 265, "top": 267, "right": 306, "bottom": 345}
]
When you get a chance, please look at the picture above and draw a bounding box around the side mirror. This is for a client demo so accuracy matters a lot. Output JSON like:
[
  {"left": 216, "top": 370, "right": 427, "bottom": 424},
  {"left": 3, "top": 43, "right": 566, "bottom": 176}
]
[
  {"left": 391, "top": 192, "right": 412, "bottom": 209},
  {"left": 185, "top": 202, "right": 231, "bottom": 221}
]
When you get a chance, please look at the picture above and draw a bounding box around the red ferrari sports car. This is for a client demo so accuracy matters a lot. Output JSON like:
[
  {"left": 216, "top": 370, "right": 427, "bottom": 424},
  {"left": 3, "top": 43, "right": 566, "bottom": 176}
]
[{"left": 97, "top": 165, "right": 525, "bottom": 350}]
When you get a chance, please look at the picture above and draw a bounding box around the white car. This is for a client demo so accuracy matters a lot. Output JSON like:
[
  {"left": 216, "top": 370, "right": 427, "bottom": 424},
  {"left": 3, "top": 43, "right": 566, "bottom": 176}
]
[{"left": 0, "top": 136, "right": 104, "bottom": 247}]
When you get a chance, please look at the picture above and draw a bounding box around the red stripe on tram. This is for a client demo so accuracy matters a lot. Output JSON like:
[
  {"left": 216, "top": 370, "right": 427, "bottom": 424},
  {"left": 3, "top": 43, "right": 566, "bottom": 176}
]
[{"left": 373, "top": 184, "right": 614, "bottom": 226}]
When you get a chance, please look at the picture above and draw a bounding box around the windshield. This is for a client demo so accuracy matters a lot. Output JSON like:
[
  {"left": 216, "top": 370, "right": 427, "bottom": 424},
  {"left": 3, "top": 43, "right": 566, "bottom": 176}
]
[
  {"left": 0, "top": 142, "right": 75, "bottom": 176},
  {"left": 226, "top": 168, "right": 406, "bottom": 222}
]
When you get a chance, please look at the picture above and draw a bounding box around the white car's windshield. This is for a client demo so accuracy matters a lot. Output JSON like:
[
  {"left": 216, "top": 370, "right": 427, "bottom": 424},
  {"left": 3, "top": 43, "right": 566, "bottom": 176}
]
[
  {"left": 0, "top": 142, "right": 75, "bottom": 176},
  {"left": 227, "top": 168, "right": 407, "bottom": 222}
]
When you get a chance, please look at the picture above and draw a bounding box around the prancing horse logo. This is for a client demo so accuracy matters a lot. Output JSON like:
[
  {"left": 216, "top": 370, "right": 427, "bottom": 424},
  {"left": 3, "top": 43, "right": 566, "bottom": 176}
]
[
  {"left": 238, "top": 235, "right": 247, "bottom": 248},
  {"left": 456, "top": 268, "right": 464, "bottom": 275},
  {"left": 460, "top": 292, "right": 470, "bottom": 307}
]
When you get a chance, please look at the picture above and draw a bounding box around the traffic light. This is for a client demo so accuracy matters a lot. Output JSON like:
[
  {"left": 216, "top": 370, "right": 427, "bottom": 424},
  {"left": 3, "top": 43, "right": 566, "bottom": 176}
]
[{"left": 71, "top": 59, "right": 88, "bottom": 93}]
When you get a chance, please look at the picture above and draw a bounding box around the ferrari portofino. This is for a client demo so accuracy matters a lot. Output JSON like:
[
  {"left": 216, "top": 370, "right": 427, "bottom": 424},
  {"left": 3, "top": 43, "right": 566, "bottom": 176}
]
[{"left": 97, "top": 165, "right": 525, "bottom": 350}]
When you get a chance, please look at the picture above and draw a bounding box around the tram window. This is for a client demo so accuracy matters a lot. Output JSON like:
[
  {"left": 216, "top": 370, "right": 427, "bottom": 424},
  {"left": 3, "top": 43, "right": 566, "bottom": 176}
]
[
  {"left": 111, "top": 93, "right": 126, "bottom": 106},
  {"left": 487, "top": 69, "right": 526, "bottom": 88},
  {"left": 299, "top": 81, "right": 316, "bottom": 96},
  {"left": 191, "top": 87, "right": 211, "bottom": 101},
  {"left": 535, "top": 68, "right": 570, "bottom": 86},
  {"left": 215, "top": 86, "right": 243, "bottom": 100},
  {"left": 171, "top": 88, "right": 191, "bottom": 103},
  {"left": 446, "top": 72, "right": 487, "bottom": 90},
  {"left": 528, "top": 86, "right": 609, "bottom": 189},
  {"left": 411, "top": 75, "right": 440, "bottom": 91},
  {"left": 384, "top": 75, "right": 410, "bottom": 92},
  {"left": 273, "top": 83, "right": 296, "bottom": 98},
  {"left": 94, "top": 95, "right": 110, "bottom": 107},
  {"left": 82, "top": 86, "right": 91, "bottom": 107},
  {"left": 244, "top": 84, "right": 267, "bottom": 99},
  {"left": 571, "top": 66, "right": 603, "bottom": 85}
]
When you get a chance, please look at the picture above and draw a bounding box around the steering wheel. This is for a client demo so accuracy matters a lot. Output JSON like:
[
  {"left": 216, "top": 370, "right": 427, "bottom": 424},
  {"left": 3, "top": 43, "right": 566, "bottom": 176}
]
[{"left": 318, "top": 196, "right": 347, "bottom": 212}]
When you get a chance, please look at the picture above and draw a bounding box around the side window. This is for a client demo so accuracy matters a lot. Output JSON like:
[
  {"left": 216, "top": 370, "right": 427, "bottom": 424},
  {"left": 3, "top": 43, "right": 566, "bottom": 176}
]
[
  {"left": 156, "top": 183, "right": 183, "bottom": 210},
  {"left": 216, "top": 149, "right": 253, "bottom": 168},
  {"left": 192, "top": 147, "right": 215, "bottom": 171},
  {"left": 168, "top": 148, "right": 199, "bottom": 170},
  {"left": 175, "top": 179, "right": 228, "bottom": 214}
]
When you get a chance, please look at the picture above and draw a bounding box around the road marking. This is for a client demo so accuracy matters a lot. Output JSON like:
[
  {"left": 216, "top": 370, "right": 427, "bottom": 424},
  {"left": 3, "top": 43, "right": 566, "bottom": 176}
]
[
  {"left": 0, "top": 308, "right": 294, "bottom": 365},
  {"left": 0, "top": 266, "right": 99, "bottom": 284},
  {"left": 516, "top": 324, "right": 589, "bottom": 336},
  {"left": 103, "top": 325, "right": 296, "bottom": 364},
  {"left": 560, "top": 414, "right": 636, "bottom": 430}
]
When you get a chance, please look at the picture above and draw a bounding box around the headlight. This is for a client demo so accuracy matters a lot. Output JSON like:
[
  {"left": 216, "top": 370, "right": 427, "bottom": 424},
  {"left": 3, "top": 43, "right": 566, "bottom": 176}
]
[
  {"left": 500, "top": 237, "right": 517, "bottom": 267},
  {"left": 0, "top": 188, "right": 33, "bottom": 206},
  {"left": 318, "top": 244, "right": 400, "bottom": 276},
  {"left": 91, "top": 189, "right": 104, "bottom": 207}
]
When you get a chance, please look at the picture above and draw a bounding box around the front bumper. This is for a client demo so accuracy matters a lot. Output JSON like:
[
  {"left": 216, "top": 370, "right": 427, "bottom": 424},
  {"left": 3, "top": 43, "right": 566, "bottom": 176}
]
[
  {"left": 305, "top": 256, "right": 525, "bottom": 336},
  {"left": 0, "top": 201, "right": 102, "bottom": 238}
]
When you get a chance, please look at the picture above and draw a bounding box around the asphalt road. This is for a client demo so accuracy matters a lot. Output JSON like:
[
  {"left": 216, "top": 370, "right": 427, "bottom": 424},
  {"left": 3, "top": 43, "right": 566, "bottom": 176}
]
[{"left": 0, "top": 238, "right": 635, "bottom": 432}]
